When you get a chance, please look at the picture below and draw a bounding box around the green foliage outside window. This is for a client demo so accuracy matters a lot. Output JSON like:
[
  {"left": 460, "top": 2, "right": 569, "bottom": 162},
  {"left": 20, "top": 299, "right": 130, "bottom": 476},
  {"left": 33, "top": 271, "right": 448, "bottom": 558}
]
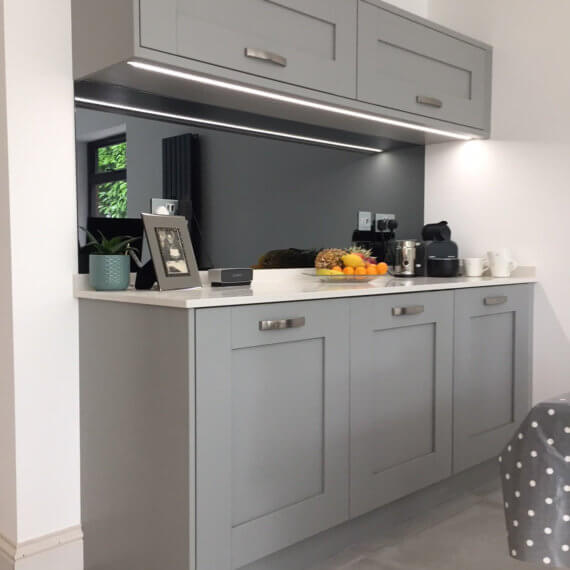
[
  {"left": 96, "top": 142, "right": 128, "bottom": 218},
  {"left": 97, "top": 181, "right": 128, "bottom": 218},
  {"left": 97, "top": 142, "right": 127, "bottom": 172}
]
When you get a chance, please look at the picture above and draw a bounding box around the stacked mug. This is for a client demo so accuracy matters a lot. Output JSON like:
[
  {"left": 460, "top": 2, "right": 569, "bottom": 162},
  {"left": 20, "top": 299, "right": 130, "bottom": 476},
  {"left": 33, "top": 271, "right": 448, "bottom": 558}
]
[{"left": 463, "top": 249, "right": 518, "bottom": 277}]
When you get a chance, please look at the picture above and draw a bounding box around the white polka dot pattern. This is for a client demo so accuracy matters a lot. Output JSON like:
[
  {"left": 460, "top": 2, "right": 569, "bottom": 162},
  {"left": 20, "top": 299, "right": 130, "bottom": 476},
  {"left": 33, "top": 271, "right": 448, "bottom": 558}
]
[{"left": 500, "top": 394, "right": 570, "bottom": 567}]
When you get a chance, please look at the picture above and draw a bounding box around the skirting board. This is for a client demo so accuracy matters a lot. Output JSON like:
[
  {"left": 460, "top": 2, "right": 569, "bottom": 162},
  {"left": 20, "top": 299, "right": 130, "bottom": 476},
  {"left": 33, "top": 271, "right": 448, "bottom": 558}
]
[
  {"left": 242, "top": 459, "right": 499, "bottom": 570},
  {"left": 0, "top": 526, "right": 83, "bottom": 570}
]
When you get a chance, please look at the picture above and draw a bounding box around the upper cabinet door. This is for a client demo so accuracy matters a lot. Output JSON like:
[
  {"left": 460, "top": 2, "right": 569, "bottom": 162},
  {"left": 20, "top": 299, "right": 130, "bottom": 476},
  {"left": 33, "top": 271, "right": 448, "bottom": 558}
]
[
  {"left": 357, "top": 0, "right": 491, "bottom": 130},
  {"left": 166, "top": 0, "right": 357, "bottom": 98},
  {"left": 453, "top": 285, "right": 533, "bottom": 473}
]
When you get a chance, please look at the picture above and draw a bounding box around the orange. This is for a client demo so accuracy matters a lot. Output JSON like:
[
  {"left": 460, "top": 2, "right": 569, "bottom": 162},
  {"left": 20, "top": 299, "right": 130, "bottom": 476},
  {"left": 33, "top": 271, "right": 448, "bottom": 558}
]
[
  {"left": 366, "top": 265, "right": 377, "bottom": 275},
  {"left": 343, "top": 266, "right": 354, "bottom": 275},
  {"left": 331, "top": 266, "right": 342, "bottom": 272},
  {"left": 376, "top": 262, "right": 388, "bottom": 275},
  {"left": 355, "top": 266, "right": 366, "bottom": 275}
]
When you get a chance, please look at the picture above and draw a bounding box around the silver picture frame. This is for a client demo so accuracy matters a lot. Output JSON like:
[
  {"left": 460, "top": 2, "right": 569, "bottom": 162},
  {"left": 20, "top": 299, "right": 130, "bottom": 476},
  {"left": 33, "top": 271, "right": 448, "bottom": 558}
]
[{"left": 142, "top": 213, "right": 201, "bottom": 291}]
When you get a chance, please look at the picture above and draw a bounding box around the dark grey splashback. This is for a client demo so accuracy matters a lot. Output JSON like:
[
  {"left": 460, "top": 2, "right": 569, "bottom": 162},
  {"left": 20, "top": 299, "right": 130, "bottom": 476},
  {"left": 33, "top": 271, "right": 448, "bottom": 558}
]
[{"left": 75, "top": 85, "right": 424, "bottom": 269}]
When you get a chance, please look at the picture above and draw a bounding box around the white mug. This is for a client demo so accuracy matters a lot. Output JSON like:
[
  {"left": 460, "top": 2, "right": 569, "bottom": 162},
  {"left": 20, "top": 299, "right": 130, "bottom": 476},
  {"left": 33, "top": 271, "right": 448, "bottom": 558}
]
[
  {"left": 463, "top": 257, "right": 489, "bottom": 277},
  {"left": 487, "top": 249, "right": 518, "bottom": 277}
]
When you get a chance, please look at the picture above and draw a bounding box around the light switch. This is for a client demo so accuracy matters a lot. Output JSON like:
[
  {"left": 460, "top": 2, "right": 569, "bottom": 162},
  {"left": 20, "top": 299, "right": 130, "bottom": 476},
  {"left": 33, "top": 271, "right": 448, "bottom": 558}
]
[{"left": 358, "top": 211, "right": 372, "bottom": 231}]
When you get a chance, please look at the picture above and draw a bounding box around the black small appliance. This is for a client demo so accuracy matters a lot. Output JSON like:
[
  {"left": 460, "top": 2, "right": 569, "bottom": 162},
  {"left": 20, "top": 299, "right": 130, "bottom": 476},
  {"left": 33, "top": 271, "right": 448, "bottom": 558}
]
[{"left": 417, "top": 221, "right": 459, "bottom": 277}]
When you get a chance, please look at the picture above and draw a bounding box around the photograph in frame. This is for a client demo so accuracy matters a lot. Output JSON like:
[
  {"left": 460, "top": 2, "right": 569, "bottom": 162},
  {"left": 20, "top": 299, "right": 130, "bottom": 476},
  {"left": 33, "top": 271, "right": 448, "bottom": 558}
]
[{"left": 142, "top": 213, "right": 201, "bottom": 291}]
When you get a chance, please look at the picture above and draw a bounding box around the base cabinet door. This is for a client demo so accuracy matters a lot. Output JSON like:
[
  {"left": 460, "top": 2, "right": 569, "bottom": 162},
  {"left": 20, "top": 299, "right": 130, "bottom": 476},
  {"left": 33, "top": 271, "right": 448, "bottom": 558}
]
[
  {"left": 142, "top": 0, "right": 357, "bottom": 98},
  {"left": 453, "top": 285, "right": 533, "bottom": 473},
  {"left": 349, "top": 292, "right": 453, "bottom": 518},
  {"left": 196, "top": 300, "right": 349, "bottom": 570}
]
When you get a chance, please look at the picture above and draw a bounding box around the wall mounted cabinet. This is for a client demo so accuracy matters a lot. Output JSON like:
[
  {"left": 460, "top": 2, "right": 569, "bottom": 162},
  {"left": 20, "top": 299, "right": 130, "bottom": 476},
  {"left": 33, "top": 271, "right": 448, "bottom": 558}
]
[
  {"left": 141, "top": 0, "right": 357, "bottom": 98},
  {"left": 358, "top": 0, "right": 491, "bottom": 130},
  {"left": 72, "top": 0, "right": 493, "bottom": 143}
]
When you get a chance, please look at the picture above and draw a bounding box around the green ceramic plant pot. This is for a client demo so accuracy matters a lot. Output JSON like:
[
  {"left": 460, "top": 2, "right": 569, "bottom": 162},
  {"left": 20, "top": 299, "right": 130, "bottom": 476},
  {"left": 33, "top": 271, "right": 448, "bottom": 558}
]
[{"left": 89, "top": 254, "right": 130, "bottom": 291}]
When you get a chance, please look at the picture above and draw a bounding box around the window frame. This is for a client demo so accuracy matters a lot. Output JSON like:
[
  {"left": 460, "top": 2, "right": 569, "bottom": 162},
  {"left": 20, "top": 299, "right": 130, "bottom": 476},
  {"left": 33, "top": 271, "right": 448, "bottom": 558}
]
[{"left": 87, "top": 133, "right": 127, "bottom": 217}]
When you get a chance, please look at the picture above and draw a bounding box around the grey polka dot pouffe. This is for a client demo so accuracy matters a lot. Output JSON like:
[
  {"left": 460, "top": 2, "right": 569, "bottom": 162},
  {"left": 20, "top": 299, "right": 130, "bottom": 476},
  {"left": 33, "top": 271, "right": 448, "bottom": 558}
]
[{"left": 500, "top": 393, "right": 570, "bottom": 567}]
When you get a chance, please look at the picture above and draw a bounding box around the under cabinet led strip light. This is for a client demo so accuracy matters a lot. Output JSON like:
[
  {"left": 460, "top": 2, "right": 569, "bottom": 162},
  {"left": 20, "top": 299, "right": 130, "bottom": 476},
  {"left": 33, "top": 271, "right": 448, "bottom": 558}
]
[
  {"left": 74, "top": 97, "right": 383, "bottom": 153},
  {"left": 127, "top": 60, "right": 475, "bottom": 142}
]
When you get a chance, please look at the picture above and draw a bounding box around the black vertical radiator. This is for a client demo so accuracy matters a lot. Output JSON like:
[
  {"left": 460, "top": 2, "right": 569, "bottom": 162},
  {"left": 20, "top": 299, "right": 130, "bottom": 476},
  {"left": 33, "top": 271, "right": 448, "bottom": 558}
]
[{"left": 162, "top": 133, "right": 204, "bottom": 267}]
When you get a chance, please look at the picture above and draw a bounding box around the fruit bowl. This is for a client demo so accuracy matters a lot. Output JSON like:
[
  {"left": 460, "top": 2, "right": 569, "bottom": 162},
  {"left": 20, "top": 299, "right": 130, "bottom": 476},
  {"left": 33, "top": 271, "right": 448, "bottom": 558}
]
[
  {"left": 311, "top": 249, "right": 388, "bottom": 283},
  {"left": 304, "top": 271, "right": 381, "bottom": 283}
]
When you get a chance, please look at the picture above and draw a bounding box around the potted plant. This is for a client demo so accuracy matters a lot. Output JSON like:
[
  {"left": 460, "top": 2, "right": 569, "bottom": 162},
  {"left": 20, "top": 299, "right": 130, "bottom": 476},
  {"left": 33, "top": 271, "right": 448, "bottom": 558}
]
[{"left": 81, "top": 228, "right": 140, "bottom": 291}]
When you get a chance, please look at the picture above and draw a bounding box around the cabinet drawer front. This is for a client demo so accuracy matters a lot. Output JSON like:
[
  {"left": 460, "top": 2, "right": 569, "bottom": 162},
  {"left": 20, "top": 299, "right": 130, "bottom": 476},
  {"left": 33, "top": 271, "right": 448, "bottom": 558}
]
[
  {"left": 357, "top": 0, "right": 490, "bottom": 129},
  {"left": 349, "top": 291, "right": 453, "bottom": 518},
  {"left": 453, "top": 285, "right": 533, "bottom": 473},
  {"left": 172, "top": 0, "right": 357, "bottom": 98}
]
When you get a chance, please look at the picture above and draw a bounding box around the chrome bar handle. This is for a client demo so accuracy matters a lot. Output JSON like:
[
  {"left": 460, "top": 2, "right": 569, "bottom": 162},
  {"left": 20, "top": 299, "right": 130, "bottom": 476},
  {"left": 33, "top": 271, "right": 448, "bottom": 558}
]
[
  {"left": 392, "top": 305, "right": 424, "bottom": 317},
  {"left": 245, "top": 48, "right": 287, "bottom": 67},
  {"left": 416, "top": 95, "right": 443, "bottom": 108},
  {"left": 259, "top": 317, "right": 305, "bottom": 331},
  {"left": 484, "top": 296, "right": 508, "bottom": 306}
]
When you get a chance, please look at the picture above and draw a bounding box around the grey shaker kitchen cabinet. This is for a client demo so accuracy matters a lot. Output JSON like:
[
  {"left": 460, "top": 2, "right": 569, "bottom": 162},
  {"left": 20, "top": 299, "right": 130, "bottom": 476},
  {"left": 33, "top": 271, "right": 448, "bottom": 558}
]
[
  {"left": 74, "top": 1, "right": 493, "bottom": 140},
  {"left": 357, "top": 0, "right": 492, "bottom": 131},
  {"left": 195, "top": 300, "right": 350, "bottom": 570},
  {"left": 140, "top": 0, "right": 357, "bottom": 98},
  {"left": 453, "top": 285, "right": 533, "bottom": 473},
  {"left": 349, "top": 291, "right": 453, "bottom": 519}
]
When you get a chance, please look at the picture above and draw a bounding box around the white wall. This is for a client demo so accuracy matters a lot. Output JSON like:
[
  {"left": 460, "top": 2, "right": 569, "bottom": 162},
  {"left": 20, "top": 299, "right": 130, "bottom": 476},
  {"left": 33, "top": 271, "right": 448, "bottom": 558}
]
[
  {"left": 384, "top": 0, "right": 428, "bottom": 17},
  {"left": 0, "top": 0, "right": 81, "bottom": 555},
  {"left": 425, "top": 0, "right": 570, "bottom": 402}
]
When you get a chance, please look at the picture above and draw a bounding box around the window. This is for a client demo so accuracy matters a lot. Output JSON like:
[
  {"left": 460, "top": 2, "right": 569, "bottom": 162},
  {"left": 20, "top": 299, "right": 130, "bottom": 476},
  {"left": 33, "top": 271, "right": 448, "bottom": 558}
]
[{"left": 88, "top": 134, "right": 127, "bottom": 218}]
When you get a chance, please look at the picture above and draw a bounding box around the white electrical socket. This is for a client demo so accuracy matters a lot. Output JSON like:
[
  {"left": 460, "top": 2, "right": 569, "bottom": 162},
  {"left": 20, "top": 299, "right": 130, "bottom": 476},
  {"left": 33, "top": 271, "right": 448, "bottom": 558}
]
[
  {"left": 375, "top": 213, "right": 395, "bottom": 232},
  {"left": 151, "top": 198, "right": 179, "bottom": 215},
  {"left": 358, "top": 211, "right": 372, "bottom": 231}
]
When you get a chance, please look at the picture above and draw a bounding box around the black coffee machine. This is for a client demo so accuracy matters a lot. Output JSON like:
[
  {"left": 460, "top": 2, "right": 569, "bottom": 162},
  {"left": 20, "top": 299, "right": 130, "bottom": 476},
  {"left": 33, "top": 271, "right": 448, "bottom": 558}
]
[{"left": 417, "top": 221, "right": 460, "bottom": 277}]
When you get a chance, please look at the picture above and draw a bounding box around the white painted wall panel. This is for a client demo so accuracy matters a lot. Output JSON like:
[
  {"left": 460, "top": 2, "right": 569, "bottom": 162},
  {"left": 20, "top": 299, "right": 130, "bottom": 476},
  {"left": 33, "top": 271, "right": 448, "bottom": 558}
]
[
  {"left": 0, "top": 0, "right": 81, "bottom": 546},
  {"left": 0, "top": 0, "right": 17, "bottom": 548}
]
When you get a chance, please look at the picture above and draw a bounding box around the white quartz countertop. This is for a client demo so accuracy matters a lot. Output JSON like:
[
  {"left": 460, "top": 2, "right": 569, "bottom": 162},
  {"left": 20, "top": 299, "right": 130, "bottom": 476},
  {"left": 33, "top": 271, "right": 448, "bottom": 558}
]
[{"left": 74, "top": 267, "right": 537, "bottom": 309}]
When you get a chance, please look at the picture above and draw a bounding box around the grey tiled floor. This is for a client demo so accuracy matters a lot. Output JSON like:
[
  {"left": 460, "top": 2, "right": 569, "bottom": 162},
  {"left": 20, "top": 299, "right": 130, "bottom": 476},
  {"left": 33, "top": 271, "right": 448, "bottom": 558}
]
[{"left": 314, "top": 485, "right": 545, "bottom": 570}]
